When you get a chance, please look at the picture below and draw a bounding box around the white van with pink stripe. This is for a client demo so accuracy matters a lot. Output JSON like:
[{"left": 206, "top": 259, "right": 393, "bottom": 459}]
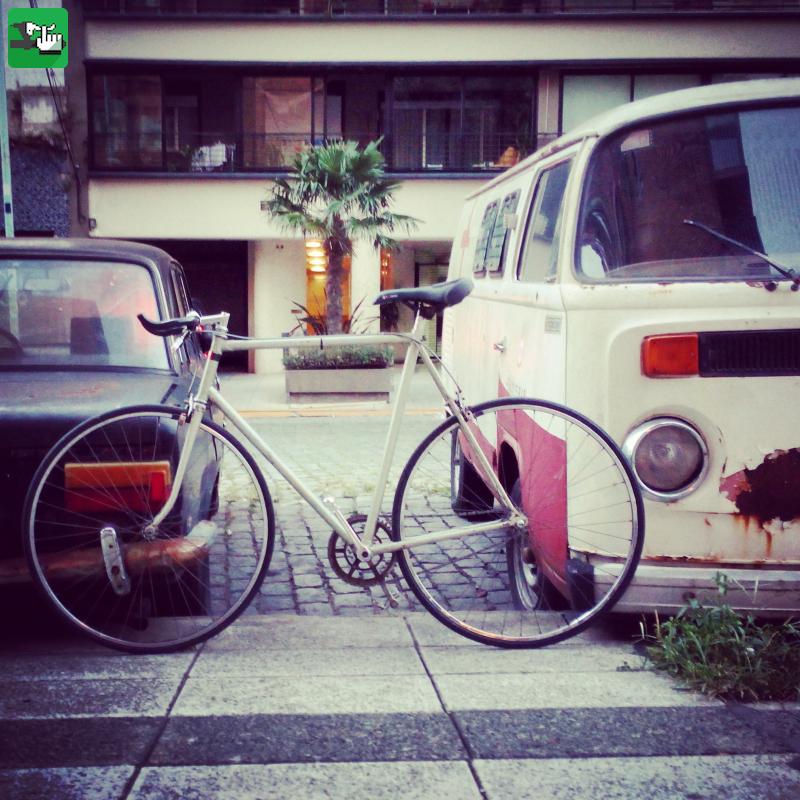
[{"left": 443, "top": 78, "right": 800, "bottom": 616}]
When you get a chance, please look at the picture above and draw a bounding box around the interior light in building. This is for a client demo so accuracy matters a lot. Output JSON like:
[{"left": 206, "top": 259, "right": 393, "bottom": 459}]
[{"left": 305, "top": 239, "right": 329, "bottom": 273}]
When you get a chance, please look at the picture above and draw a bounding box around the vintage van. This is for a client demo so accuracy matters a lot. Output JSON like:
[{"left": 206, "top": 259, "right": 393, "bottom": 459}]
[{"left": 442, "top": 78, "right": 800, "bottom": 616}]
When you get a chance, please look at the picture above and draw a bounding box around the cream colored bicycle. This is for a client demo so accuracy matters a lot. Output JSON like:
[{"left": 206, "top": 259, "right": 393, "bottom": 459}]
[{"left": 24, "top": 278, "right": 644, "bottom": 653}]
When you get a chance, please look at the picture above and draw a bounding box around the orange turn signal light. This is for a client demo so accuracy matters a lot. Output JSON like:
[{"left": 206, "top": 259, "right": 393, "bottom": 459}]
[{"left": 641, "top": 334, "right": 699, "bottom": 378}]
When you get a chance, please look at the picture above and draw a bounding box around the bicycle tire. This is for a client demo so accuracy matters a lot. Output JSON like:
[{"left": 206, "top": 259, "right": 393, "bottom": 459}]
[
  {"left": 24, "top": 405, "right": 275, "bottom": 653},
  {"left": 392, "top": 397, "right": 644, "bottom": 648}
]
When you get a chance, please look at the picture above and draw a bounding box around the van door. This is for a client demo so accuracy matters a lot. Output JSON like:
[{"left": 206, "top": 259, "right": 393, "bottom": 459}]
[{"left": 499, "top": 156, "right": 574, "bottom": 404}]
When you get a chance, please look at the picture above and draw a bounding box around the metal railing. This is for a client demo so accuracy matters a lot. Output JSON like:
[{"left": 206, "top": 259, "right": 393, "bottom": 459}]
[
  {"left": 83, "top": 0, "right": 800, "bottom": 17},
  {"left": 90, "top": 129, "right": 538, "bottom": 172}
]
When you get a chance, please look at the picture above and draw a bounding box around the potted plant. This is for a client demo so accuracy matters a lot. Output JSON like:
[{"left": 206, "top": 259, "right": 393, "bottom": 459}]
[{"left": 281, "top": 298, "right": 396, "bottom": 401}]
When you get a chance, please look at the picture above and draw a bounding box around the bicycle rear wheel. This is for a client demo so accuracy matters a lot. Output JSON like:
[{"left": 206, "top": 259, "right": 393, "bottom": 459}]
[
  {"left": 392, "top": 397, "right": 644, "bottom": 647},
  {"left": 24, "top": 405, "right": 275, "bottom": 653}
]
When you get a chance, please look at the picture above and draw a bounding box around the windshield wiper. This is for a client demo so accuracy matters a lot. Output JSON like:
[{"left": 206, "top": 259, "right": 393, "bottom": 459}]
[{"left": 683, "top": 219, "right": 800, "bottom": 292}]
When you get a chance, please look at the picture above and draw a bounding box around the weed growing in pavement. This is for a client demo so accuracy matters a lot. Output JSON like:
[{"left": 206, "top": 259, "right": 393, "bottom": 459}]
[{"left": 641, "top": 574, "right": 800, "bottom": 702}]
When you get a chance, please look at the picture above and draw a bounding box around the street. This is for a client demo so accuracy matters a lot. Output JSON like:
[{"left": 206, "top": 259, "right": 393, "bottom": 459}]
[{"left": 244, "top": 410, "right": 445, "bottom": 617}]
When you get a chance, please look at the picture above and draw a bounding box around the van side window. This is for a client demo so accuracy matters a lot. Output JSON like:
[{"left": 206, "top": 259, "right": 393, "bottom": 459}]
[
  {"left": 485, "top": 190, "right": 520, "bottom": 274},
  {"left": 517, "top": 160, "right": 572, "bottom": 283},
  {"left": 473, "top": 200, "right": 499, "bottom": 274}
]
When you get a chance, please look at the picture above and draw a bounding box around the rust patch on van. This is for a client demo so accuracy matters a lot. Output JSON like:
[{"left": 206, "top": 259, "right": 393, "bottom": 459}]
[{"left": 721, "top": 448, "right": 800, "bottom": 524}]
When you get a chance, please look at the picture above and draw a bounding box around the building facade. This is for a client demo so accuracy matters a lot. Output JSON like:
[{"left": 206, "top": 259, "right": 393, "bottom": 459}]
[
  {"left": 66, "top": 0, "right": 800, "bottom": 372},
  {"left": 1, "top": 0, "right": 70, "bottom": 238}
]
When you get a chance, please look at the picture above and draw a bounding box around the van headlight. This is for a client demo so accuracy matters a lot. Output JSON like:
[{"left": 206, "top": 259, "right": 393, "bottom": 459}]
[{"left": 622, "top": 418, "right": 708, "bottom": 501}]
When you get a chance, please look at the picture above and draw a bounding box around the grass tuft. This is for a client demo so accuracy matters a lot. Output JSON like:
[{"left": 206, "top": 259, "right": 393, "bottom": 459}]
[{"left": 642, "top": 574, "right": 800, "bottom": 702}]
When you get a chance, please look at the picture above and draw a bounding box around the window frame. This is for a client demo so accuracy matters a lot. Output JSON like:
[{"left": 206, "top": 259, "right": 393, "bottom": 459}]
[
  {"left": 516, "top": 157, "right": 574, "bottom": 285},
  {"left": 484, "top": 190, "right": 521, "bottom": 277},
  {"left": 472, "top": 200, "right": 500, "bottom": 276}
]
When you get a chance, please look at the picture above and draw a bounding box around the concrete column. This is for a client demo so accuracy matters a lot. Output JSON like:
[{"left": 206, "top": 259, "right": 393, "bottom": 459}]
[
  {"left": 350, "top": 242, "right": 381, "bottom": 333},
  {"left": 63, "top": 0, "right": 90, "bottom": 236}
]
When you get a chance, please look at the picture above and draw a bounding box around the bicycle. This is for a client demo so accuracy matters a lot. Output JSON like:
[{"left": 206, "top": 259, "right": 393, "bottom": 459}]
[{"left": 23, "top": 277, "right": 644, "bottom": 653}]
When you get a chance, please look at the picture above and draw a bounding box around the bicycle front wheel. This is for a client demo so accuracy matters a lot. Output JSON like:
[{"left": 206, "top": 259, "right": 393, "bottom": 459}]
[
  {"left": 24, "top": 405, "right": 275, "bottom": 653},
  {"left": 392, "top": 398, "right": 644, "bottom": 647}
]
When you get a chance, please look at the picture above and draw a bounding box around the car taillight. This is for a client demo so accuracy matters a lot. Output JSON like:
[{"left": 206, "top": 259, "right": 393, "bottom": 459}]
[
  {"left": 641, "top": 334, "right": 699, "bottom": 377},
  {"left": 64, "top": 461, "right": 172, "bottom": 514}
]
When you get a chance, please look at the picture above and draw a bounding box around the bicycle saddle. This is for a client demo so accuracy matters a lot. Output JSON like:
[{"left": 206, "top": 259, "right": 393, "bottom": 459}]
[{"left": 373, "top": 277, "right": 473, "bottom": 319}]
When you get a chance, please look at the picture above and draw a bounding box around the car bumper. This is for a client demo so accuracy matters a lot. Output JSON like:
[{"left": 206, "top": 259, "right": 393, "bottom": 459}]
[
  {"left": 0, "top": 521, "right": 216, "bottom": 586},
  {"left": 597, "top": 561, "right": 800, "bottom": 618}
]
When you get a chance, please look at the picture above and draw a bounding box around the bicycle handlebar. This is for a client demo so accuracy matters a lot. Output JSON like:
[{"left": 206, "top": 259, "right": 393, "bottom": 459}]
[{"left": 137, "top": 311, "right": 201, "bottom": 337}]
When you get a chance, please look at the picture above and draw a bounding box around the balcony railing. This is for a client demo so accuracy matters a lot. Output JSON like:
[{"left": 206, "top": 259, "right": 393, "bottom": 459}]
[
  {"left": 83, "top": 0, "right": 800, "bottom": 17},
  {"left": 91, "top": 130, "right": 533, "bottom": 173}
]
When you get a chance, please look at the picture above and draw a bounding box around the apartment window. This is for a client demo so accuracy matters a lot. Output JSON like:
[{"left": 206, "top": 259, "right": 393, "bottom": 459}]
[
  {"left": 561, "top": 74, "right": 702, "bottom": 133},
  {"left": 242, "top": 77, "right": 313, "bottom": 168},
  {"left": 391, "top": 75, "right": 535, "bottom": 172},
  {"left": 241, "top": 76, "right": 345, "bottom": 168},
  {"left": 393, "top": 77, "right": 460, "bottom": 170},
  {"left": 91, "top": 75, "right": 162, "bottom": 169}
]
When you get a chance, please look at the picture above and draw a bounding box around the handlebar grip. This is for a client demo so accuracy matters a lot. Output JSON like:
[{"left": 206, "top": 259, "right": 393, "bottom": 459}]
[{"left": 137, "top": 311, "right": 201, "bottom": 337}]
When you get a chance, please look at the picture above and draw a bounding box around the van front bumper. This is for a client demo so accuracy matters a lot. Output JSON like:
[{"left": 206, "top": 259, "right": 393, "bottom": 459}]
[{"left": 597, "top": 561, "right": 800, "bottom": 618}]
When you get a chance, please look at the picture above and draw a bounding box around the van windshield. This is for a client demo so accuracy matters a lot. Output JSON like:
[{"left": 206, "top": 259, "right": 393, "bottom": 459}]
[{"left": 576, "top": 102, "right": 800, "bottom": 283}]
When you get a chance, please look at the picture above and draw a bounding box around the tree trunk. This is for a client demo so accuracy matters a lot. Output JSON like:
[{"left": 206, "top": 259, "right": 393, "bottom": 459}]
[{"left": 325, "top": 238, "right": 346, "bottom": 334}]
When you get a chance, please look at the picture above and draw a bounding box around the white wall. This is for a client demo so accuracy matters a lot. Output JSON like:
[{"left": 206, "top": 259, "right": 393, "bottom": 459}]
[
  {"left": 88, "top": 178, "right": 482, "bottom": 241},
  {"left": 86, "top": 18, "right": 800, "bottom": 63},
  {"left": 251, "top": 239, "right": 306, "bottom": 373},
  {"left": 351, "top": 244, "right": 381, "bottom": 333}
]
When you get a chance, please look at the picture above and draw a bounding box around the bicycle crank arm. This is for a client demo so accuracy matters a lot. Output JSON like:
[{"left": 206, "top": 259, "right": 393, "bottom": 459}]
[{"left": 322, "top": 497, "right": 371, "bottom": 559}]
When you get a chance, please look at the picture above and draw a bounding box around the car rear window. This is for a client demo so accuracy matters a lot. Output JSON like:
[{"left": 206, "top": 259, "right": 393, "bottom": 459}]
[{"left": 0, "top": 258, "right": 168, "bottom": 370}]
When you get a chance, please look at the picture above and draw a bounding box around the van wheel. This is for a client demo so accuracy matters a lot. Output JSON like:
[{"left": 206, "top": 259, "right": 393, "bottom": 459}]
[
  {"left": 506, "top": 481, "right": 566, "bottom": 611},
  {"left": 450, "top": 431, "right": 497, "bottom": 520}
]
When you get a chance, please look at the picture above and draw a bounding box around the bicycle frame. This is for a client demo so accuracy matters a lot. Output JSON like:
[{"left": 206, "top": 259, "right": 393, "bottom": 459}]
[{"left": 147, "top": 310, "right": 523, "bottom": 561}]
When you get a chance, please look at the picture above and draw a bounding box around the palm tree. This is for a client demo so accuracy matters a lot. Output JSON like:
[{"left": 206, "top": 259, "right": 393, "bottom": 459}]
[{"left": 264, "top": 139, "right": 418, "bottom": 334}]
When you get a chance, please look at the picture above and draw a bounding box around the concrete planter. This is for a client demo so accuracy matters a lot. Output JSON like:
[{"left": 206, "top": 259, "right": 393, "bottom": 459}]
[{"left": 285, "top": 366, "right": 394, "bottom": 403}]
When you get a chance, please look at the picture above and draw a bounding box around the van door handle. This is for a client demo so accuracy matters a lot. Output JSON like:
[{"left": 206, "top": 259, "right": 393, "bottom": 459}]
[{"left": 493, "top": 339, "right": 506, "bottom": 353}]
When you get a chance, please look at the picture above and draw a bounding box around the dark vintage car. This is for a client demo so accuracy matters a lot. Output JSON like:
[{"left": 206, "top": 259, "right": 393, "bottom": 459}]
[{"left": 0, "top": 238, "right": 218, "bottom": 608}]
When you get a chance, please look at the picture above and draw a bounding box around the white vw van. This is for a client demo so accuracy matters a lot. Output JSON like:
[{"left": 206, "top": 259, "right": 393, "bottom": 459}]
[{"left": 443, "top": 78, "right": 800, "bottom": 616}]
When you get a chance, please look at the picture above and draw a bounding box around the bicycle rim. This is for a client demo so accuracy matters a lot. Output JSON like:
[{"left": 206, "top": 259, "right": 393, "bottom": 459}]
[
  {"left": 24, "top": 406, "right": 274, "bottom": 653},
  {"left": 392, "top": 397, "right": 644, "bottom": 647}
]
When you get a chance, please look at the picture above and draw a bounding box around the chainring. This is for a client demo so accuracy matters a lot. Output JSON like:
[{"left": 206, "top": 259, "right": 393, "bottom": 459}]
[{"left": 327, "top": 514, "right": 397, "bottom": 586}]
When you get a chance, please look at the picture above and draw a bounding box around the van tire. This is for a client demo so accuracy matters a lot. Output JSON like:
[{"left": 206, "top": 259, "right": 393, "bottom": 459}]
[{"left": 506, "top": 480, "right": 566, "bottom": 611}]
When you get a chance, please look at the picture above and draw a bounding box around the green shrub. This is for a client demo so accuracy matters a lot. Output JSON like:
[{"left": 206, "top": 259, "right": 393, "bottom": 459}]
[
  {"left": 282, "top": 344, "right": 394, "bottom": 370},
  {"left": 643, "top": 574, "right": 800, "bottom": 702}
]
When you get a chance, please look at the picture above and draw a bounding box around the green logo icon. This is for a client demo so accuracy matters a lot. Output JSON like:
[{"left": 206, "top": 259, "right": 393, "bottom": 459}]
[{"left": 8, "top": 8, "right": 68, "bottom": 69}]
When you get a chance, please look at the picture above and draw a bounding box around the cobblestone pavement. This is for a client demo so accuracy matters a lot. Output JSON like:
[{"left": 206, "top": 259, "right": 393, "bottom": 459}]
[{"left": 241, "top": 411, "right": 445, "bottom": 617}]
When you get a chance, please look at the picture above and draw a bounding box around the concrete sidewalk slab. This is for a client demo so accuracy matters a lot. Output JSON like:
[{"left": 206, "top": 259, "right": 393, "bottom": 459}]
[
  {"left": 0, "top": 677, "right": 179, "bottom": 720},
  {"left": 474, "top": 755, "right": 800, "bottom": 800},
  {"left": 190, "top": 645, "right": 424, "bottom": 679},
  {"left": 172, "top": 674, "right": 443, "bottom": 716},
  {"left": 435, "top": 670, "right": 717, "bottom": 711},
  {"left": 131, "top": 762, "right": 483, "bottom": 800},
  {"left": 1, "top": 613, "right": 799, "bottom": 800}
]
